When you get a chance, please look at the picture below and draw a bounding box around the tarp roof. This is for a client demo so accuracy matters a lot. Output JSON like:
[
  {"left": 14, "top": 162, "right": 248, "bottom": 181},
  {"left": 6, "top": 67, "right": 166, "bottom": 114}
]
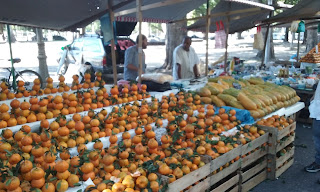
[
  {"left": 263, "top": 0, "right": 320, "bottom": 24},
  {"left": 0, "top": 0, "right": 206, "bottom": 31},
  {"left": 187, "top": 0, "right": 273, "bottom": 34}
]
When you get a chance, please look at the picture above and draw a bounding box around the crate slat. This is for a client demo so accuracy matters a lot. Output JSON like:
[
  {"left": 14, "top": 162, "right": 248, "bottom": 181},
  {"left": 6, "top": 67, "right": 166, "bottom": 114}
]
[
  {"left": 275, "top": 158, "right": 294, "bottom": 178},
  {"left": 211, "top": 174, "right": 240, "bottom": 192},
  {"left": 278, "top": 122, "right": 296, "bottom": 140},
  {"left": 242, "top": 159, "right": 267, "bottom": 183},
  {"left": 186, "top": 161, "right": 240, "bottom": 192},
  {"left": 276, "top": 134, "right": 295, "bottom": 153},
  {"left": 241, "top": 170, "right": 267, "bottom": 192},
  {"left": 276, "top": 147, "right": 295, "bottom": 168},
  {"left": 242, "top": 148, "right": 267, "bottom": 168},
  {"left": 168, "top": 146, "right": 242, "bottom": 192},
  {"left": 241, "top": 133, "right": 269, "bottom": 156}
]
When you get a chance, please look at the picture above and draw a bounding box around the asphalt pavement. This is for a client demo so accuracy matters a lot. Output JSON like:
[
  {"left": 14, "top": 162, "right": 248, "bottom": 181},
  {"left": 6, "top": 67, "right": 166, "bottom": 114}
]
[{"left": 252, "top": 122, "right": 320, "bottom": 192}]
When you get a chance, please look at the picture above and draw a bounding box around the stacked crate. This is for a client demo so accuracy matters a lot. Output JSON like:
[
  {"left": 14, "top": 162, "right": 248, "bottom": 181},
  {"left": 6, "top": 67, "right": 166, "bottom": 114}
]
[{"left": 258, "top": 122, "right": 296, "bottom": 180}]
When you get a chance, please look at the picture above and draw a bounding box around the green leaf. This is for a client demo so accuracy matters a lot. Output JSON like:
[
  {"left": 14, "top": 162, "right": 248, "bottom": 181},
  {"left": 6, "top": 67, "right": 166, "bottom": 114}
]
[
  {"left": 57, "top": 180, "right": 61, "bottom": 189},
  {"left": 73, "top": 183, "right": 81, "bottom": 187},
  {"left": 103, "top": 180, "right": 115, "bottom": 184}
]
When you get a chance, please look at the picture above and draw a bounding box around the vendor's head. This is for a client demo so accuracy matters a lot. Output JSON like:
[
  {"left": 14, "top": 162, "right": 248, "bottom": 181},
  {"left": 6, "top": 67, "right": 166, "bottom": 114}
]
[
  {"left": 136, "top": 34, "right": 148, "bottom": 49},
  {"left": 182, "top": 36, "right": 192, "bottom": 51}
]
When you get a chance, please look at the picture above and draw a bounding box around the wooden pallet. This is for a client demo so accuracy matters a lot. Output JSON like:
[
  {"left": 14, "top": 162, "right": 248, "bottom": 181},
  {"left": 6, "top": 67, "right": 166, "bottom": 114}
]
[{"left": 167, "top": 146, "right": 242, "bottom": 192}]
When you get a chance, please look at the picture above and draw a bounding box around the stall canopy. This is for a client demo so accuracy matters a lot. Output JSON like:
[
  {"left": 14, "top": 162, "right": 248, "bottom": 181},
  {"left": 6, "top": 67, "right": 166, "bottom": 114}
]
[
  {"left": 187, "top": 0, "right": 274, "bottom": 34},
  {"left": 0, "top": 0, "right": 207, "bottom": 31},
  {"left": 263, "top": 0, "right": 320, "bottom": 24}
]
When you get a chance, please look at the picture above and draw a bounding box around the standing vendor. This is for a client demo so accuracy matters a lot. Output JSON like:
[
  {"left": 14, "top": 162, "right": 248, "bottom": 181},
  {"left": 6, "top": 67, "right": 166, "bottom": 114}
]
[
  {"left": 305, "top": 83, "right": 320, "bottom": 175},
  {"left": 172, "top": 36, "right": 200, "bottom": 80},
  {"left": 124, "top": 34, "right": 148, "bottom": 81}
]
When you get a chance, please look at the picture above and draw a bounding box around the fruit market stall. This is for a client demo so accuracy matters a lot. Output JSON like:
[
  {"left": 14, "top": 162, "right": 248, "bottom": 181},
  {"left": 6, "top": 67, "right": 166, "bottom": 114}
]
[{"left": 0, "top": 71, "right": 306, "bottom": 192}]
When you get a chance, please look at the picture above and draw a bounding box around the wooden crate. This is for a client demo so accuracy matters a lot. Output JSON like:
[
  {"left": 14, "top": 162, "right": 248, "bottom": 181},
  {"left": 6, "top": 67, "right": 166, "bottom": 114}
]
[
  {"left": 239, "top": 133, "right": 269, "bottom": 192},
  {"left": 258, "top": 122, "right": 296, "bottom": 154},
  {"left": 167, "top": 146, "right": 242, "bottom": 192},
  {"left": 240, "top": 158, "right": 267, "bottom": 192},
  {"left": 267, "top": 146, "right": 295, "bottom": 180}
]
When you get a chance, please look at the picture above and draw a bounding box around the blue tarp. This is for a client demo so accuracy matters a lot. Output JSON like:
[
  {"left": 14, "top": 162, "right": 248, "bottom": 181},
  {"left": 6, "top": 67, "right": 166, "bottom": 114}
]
[{"left": 214, "top": 106, "right": 255, "bottom": 125}]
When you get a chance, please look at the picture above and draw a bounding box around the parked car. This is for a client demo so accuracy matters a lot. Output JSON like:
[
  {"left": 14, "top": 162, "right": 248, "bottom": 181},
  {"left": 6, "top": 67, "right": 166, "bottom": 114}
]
[
  {"left": 57, "top": 35, "right": 135, "bottom": 77},
  {"left": 53, "top": 35, "right": 67, "bottom": 41}
]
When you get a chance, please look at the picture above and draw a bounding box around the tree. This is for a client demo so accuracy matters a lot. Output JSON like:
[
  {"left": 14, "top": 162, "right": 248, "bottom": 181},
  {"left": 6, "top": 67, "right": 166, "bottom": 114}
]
[
  {"left": 305, "top": 29, "right": 318, "bottom": 53},
  {"left": 161, "top": 21, "right": 187, "bottom": 70},
  {"left": 36, "top": 28, "right": 49, "bottom": 84}
]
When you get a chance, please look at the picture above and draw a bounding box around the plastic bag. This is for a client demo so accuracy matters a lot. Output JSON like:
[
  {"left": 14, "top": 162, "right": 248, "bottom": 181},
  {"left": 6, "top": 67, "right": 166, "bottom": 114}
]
[
  {"left": 309, "top": 83, "right": 320, "bottom": 120},
  {"left": 136, "top": 73, "right": 173, "bottom": 84},
  {"left": 215, "top": 21, "right": 226, "bottom": 49},
  {"left": 297, "top": 20, "right": 305, "bottom": 33},
  {"left": 214, "top": 106, "right": 255, "bottom": 125},
  {"left": 290, "top": 21, "right": 299, "bottom": 32},
  {"left": 253, "top": 26, "right": 264, "bottom": 50}
]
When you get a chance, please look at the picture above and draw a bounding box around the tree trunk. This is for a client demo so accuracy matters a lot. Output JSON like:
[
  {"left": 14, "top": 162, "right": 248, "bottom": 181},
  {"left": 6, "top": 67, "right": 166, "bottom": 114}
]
[
  {"left": 237, "top": 32, "right": 242, "bottom": 39},
  {"left": 302, "top": 31, "right": 307, "bottom": 45},
  {"left": 162, "top": 21, "right": 187, "bottom": 70},
  {"left": 36, "top": 28, "right": 49, "bottom": 86},
  {"left": 269, "top": 28, "right": 275, "bottom": 59},
  {"left": 284, "top": 27, "right": 289, "bottom": 42},
  {"left": 306, "top": 29, "right": 319, "bottom": 53}
]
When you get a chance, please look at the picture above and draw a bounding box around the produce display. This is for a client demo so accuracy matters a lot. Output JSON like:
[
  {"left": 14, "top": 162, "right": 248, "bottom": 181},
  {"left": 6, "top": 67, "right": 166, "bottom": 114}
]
[
  {"left": 0, "top": 78, "right": 149, "bottom": 128},
  {"left": 199, "top": 77, "right": 300, "bottom": 119},
  {"left": 0, "top": 89, "right": 270, "bottom": 192},
  {"left": 300, "top": 42, "right": 320, "bottom": 63},
  {"left": 256, "top": 115, "right": 295, "bottom": 130},
  {"left": 0, "top": 72, "right": 106, "bottom": 101}
]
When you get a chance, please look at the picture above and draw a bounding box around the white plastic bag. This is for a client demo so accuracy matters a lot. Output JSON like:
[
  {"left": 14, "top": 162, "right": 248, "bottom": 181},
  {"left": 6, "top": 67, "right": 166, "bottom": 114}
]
[
  {"left": 253, "top": 26, "right": 264, "bottom": 50},
  {"left": 215, "top": 21, "right": 226, "bottom": 49},
  {"left": 290, "top": 21, "right": 299, "bottom": 32}
]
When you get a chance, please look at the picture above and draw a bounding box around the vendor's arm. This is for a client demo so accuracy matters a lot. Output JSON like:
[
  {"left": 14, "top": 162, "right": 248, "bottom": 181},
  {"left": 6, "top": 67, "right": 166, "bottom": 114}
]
[
  {"left": 177, "top": 63, "right": 182, "bottom": 79},
  {"left": 127, "top": 63, "right": 139, "bottom": 71},
  {"left": 193, "top": 50, "right": 200, "bottom": 78}
]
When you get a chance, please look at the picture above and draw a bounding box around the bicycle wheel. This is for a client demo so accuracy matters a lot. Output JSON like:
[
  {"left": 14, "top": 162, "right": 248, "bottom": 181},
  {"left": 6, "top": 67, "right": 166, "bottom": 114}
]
[{"left": 16, "top": 70, "right": 43, "bottom": 90}]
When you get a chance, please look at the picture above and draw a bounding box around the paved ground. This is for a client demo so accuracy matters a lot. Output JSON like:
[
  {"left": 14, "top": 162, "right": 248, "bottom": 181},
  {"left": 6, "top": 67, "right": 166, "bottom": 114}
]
[{"left": 252, "top": 122, "right": 320, "bottom": 192}]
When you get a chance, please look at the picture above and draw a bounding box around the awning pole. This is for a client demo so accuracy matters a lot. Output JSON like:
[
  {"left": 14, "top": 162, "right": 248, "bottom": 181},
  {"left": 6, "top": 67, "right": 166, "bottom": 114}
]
[
  {"left": 224, "top": 18, "right": 229, "bottom": 73},
  {"left": 297, "top": 32, "right": 300, "bottom": 62},
  {"left": 205, "top": 0, "right": 211, "bottom": 76},
  {"left": 136, "top": 0, "right": 143, "bottom": 84},
  {"left": 6, "top": 25, "right": 16, "bottom": 90},
  {"left": 108, "top": 0, "right": 118, "bottom": 85}
]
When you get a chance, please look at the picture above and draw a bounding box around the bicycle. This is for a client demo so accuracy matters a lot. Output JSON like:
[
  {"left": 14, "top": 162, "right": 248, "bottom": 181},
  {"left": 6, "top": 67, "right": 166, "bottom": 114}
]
[{"left": 0, "top": 58, "right": 43, "bottom": 90}]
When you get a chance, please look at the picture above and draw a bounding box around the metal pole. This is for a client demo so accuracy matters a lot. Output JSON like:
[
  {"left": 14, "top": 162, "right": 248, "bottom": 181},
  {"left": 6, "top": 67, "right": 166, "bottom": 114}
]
[
  {"left": 224, "top": 18, "right": 229, "bottom": 73},
  {"left": 136, "top": 0, "right": 143, "bottom": 84},
  {"left": 108, "top": 0, "right": 118, "bottom": 85},
  {"left": 297, "top": 32, "right": 300, "bottom": 62},
  {"left": 6, "top": 25, "right": 16, "bottom": 90},
  {"left": 205, "top": 0, "right": 211, "bottom": 76}
]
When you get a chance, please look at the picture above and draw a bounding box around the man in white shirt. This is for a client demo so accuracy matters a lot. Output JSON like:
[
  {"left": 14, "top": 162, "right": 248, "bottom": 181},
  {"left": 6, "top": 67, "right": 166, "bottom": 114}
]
[{"left": 172, "top": 36, "right": 200, "bottom": 80}]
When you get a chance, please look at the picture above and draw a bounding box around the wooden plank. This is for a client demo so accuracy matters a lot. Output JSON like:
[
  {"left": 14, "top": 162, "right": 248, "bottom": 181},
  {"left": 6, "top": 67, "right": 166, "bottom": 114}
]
[
  {"left": 242, "top": 159, "right": 267, "bottom": 183},
  {"left": 108, "top": 0, "right": 118, "bottom": 85},
  {"left": 229, "top": 185, "right": 239, "bottom": 192},
  {"left": 186, "top": 161, "right": 240, "bottom": 192},
  {"left": 241, "top": 149, "right": 267, "bottom": 168},
  {"left": 136, "top": 0, "right": 143, "bottom": 84},
  {"left": 211, "top": 174, "right": 240, "bottom": 192},
  {"left": 114, "top": 0, "right": 192, "bottom": 17},
  {"left": 242, "top": 133, "right": 269, "bottom": 155},
  {"left": 168, "top": 146, "right": 242, "bottom": 192},
  {"left": 205, "top": 0, "right": 211, "bottom": 76},
  {"left": 241, "top": 170, "right": 267, "bottom": 192},
  {"left": 276, "top": 134, "right": 295, "bottom": 153},
  {"left": 276, "top": 147, "right": 295, "bottom": 168},
  {"left": 275, "top": 158, "right": 294, "bottom": 178},
  {"left": 278, "top": 122, "right": 296, "bottom": 140}
]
